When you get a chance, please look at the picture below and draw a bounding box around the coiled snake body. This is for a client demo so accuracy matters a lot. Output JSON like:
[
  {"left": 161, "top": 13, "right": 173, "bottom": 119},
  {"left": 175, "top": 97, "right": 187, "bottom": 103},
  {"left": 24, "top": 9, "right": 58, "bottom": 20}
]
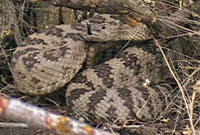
[{"left": 11, "top": 14, "right": 170, "bottom": 124}]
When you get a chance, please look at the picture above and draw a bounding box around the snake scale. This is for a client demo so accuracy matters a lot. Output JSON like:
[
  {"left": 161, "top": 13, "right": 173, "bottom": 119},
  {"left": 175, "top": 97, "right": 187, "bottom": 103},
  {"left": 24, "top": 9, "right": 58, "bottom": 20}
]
[{"left": 11, "top": 13, "right": 171, "bottom": 125}]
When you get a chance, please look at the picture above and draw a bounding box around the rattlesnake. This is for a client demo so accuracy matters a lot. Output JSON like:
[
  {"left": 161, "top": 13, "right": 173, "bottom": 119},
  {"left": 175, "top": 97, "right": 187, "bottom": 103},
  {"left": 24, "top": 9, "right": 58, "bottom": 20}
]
[
  {"left": 11, "top": 13, "right": 171, "bottom": 124},
  {"left": 11, "top": 13, "right": 152, "bottom": 95},
  {"left": 66, "top": 44, "right": 171, "bottom": 124}
]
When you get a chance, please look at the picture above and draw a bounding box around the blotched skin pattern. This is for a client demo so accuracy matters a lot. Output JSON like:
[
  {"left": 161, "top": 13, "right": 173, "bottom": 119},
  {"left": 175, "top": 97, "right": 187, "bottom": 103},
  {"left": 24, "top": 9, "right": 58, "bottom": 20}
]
[
  {"left": 11, "top": 24, "right": 87, "bottom": 95},
  {"left": 10, "top": 13, "right": 169, "bottom": 125},
  {"left": 11, "top": 14, "right": 152, "bottom": 95},
  {"left": 66, "top": 44, "right": 171, "bottom": 124}
]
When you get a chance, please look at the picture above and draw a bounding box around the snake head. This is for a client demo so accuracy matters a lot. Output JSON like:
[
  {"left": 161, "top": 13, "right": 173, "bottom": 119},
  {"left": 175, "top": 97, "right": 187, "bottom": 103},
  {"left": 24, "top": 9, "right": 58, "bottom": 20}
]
[
  {"left": 83, "top": 22, "right": 121, "bottom": 42},
  {"left": 83, "top": 21, "right": 152, "bottom": 42}
]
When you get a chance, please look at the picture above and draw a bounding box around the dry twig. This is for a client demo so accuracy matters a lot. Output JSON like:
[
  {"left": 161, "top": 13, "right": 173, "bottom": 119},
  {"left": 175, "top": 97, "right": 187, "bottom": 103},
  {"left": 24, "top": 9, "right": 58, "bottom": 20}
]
[{"left": 0, "top": 96, "right": 117, "bottom": 135}]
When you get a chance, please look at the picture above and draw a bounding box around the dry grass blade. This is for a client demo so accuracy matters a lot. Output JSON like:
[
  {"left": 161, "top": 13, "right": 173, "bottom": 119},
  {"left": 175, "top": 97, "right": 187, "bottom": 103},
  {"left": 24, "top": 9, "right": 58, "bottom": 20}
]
[
  {"left": 154, "top": 38, "right": 196, "bottom": 135},
  {"left": 0, "top": 41, "right": 11, "bottom": 71}
]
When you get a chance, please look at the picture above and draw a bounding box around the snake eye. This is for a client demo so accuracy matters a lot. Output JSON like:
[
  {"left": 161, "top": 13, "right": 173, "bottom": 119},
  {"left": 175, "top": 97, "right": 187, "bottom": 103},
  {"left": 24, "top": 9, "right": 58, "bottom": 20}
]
[{"left": 101, "top": 26, "right": 105, "bottom": 29}]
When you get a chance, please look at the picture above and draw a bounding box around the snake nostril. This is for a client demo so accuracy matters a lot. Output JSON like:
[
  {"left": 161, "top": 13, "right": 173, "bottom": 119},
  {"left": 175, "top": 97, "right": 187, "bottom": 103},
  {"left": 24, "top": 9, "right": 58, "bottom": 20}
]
[
  {"left": 87, "top": 27, "right": 92, "bottom": 35},
  {"left": 101, "top": 26, "right": 105, "bottom": 29},
  {"left": 87, "top": 23, "right": 92, "bottom": 35}
]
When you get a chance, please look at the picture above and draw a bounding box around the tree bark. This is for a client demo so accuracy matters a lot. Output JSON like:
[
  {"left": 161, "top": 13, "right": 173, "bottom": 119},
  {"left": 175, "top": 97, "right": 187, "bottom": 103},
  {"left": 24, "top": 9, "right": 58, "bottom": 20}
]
[
  {"left": 51, "top": 0, "right": 156, "bottom": 24},
  {"left": 50, "top": 0, "right": 200, "bottom": 38}
]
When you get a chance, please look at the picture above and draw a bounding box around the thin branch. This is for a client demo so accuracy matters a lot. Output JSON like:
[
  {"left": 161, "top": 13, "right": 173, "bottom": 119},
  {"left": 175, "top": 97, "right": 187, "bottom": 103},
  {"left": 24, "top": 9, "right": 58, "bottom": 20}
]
[
  {"left": 0, "top": 96, "right": 117, "bottom": 135},
  {"left": 0, "top": 122, "right": 28, "bottom": 128}
]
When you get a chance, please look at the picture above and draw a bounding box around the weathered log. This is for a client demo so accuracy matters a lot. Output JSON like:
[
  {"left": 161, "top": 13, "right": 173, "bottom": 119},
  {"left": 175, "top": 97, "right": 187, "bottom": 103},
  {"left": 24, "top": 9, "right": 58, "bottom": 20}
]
[
  {"left": 49, "top": 0, "right": 200, "bottom": 38},
  {"left": 49, "top": 0, "right": 156, "bottom": 25}
]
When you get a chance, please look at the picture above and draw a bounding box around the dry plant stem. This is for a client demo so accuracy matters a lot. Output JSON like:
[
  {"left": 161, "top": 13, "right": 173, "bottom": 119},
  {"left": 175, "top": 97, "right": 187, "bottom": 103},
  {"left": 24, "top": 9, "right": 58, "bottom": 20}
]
[
  {"left": 6, "top": 0, "right": 23, "bottom": 44},
  {"left": 154, "top": 39, "right": 196, "bottom": 135},
  {"left": 0, "top": 96, "right": 116, "bottom": 135},
  {"left": 184, "top": 68, "right": 200, "bottom": 87},
  {"left": 0, "top": 42, "right": 11, "bottom": 71},
  {"left": 191, "top": 91, "right": 196, "bottom": 122},
  {"left": 0, "top": 122, "right": 28, "bottom": 128}
]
